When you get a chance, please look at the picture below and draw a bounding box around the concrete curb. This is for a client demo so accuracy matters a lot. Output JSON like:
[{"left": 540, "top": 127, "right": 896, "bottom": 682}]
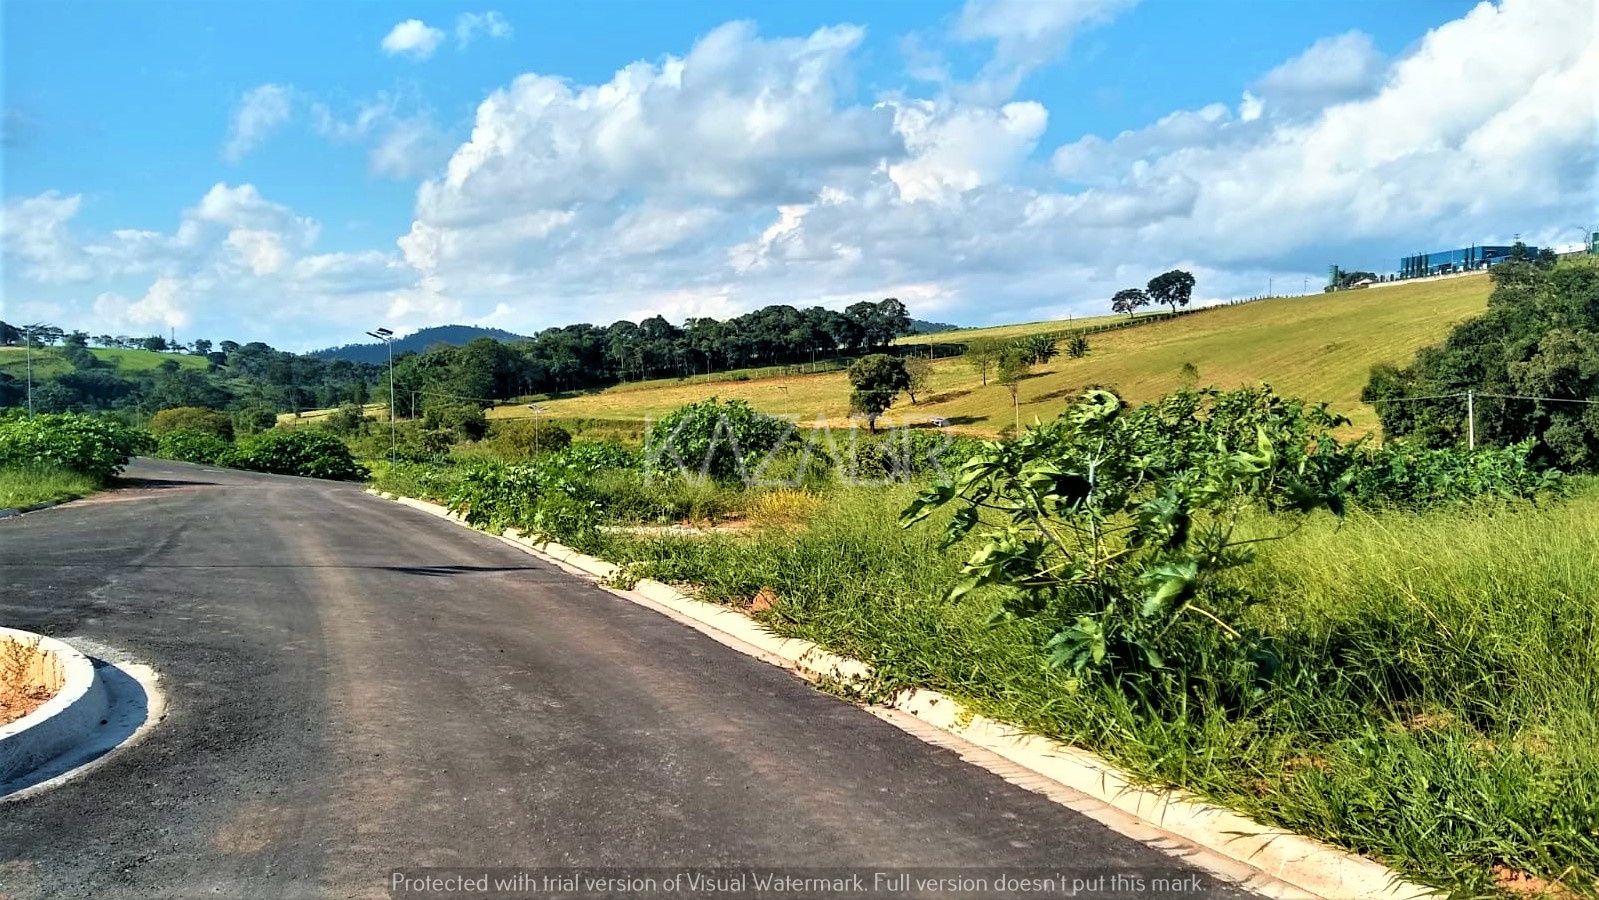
[
  {"left": 0, "top": 500, "right": 65, "bottom": 520},
  {"left": 367, "top": 489, "right": 1437, "bottom": 900},
  {"left": 0, "top": 627, "right": 108, "bottom": 785}
]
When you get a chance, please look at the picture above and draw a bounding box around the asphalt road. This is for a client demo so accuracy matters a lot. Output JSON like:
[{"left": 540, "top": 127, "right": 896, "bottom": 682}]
[{"left": 0, "top": 459, "right": 1249, "bottom": 899}]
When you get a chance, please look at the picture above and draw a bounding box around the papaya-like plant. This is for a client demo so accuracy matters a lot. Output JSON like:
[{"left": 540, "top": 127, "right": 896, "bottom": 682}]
[{"left": 902, "top": 387, "right": 1349, "bottom": 687}]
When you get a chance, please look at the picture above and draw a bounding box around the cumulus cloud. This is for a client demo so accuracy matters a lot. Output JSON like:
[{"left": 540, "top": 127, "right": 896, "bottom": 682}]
[
  {"left": 953, "top": 0, "right": 1137, "bottom": 100},
  {"left": 455, "top": 11, "right": 512, "bottom": 47},
  {"left": 390, "top": 0, "right": 1594, "bottom": 334},
  {"left": 4, "top": 183, "right": 420, "bottom": 346},
  {"left": 381, "top": 19, "right": 445, "bottom": 59},
  {"left": 223, "top": 84, "right": 293, "bottom": 162},
  {"left": 1251, "top": 31, "right": 1387, "bottom": 117},
  {"left": 8, "top": 0, "right": 1594, "bottom": 346},
  {"left": 313, "top": 94, "right": 452, "bottom": 180}
]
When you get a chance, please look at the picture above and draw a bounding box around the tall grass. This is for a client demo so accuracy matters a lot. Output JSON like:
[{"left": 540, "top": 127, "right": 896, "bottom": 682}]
[
  {"left": 0, "top": 464, "right": 99, "bottom": 508},
  {"left": 594, "top": 484, "right": 1599, "bottom": 896}
]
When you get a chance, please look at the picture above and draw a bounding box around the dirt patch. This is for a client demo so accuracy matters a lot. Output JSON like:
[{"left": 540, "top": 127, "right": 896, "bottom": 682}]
[
  {"left": 1, "top": 638, "right": 59, "bottom": 726},
  {"left": 1492, "top": 864, "right": 1581, "bottom": 899},
  {"left": 747, "top": 587, "right": 779, "bottom": 613}
]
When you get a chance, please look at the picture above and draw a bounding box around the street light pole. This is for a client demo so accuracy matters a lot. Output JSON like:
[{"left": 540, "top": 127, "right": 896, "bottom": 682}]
[{"left": 366, "top": 327, "right": 396, "bottom": 465}]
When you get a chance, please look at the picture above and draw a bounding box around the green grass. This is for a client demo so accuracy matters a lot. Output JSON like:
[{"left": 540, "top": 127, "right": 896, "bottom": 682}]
[
  {"left": 0, "top": 464, "right": 99, "bottom": 508},
  {"left": 0, "top": 346, "right": 209, "bottom": 380},
  {"left": 582, "top": 480, "right": 1599, "bottom": 896},
  {"left": 501, "top": 275, "right": 1492, "bottom": 436}
]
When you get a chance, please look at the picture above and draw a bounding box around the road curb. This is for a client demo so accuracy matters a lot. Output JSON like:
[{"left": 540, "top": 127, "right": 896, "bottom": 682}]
[
  {"left": 367, "top": 489, "right": 1436, "bottom": 900},
  {"left": 0, "top": 627, "right": 108, "bottom": 785},
  {"left": 0, "top": 500, "right": 64, "bottom": 520}
]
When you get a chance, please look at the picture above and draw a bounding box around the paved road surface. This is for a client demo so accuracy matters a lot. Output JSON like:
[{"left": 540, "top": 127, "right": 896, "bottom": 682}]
[{"left": 0, "top": 459, "right": 1248, "bottom": 898}]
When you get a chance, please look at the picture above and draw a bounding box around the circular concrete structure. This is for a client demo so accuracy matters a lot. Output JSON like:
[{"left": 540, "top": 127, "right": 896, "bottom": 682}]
[{"left": 0, "top": 627, "right": 109, "bottom": 786}]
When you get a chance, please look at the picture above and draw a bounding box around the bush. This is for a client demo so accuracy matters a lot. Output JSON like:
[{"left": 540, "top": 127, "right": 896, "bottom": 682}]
[
  {"left": 156, "top": 429, "right": 232, "bottom": 464},
  {"left": 228, "top": 429, "right": 367, "bottom": 480},
  {"left": 484, "top": 419, "right": 572, "bottom": 459},
  {"left": 321, "top": 403, "right": 371, "bottom": 436},
  {"left": 233, "top": 403, "right": 279, "bottom": 435},
  {"left": 423, "top": 403, "right": 487, "bottom": 441},
  {"left": 1348, "top": 440, "right": 1562, "bottom": 506},
  {"left": 0, "top": 413, "right": 154, "bottom": 482},
  {"left": 148, "top": 406, "right": 233, "bottom": 440},
  {"left": 644, "top": 398, "right": 794, "bottom": 481}
]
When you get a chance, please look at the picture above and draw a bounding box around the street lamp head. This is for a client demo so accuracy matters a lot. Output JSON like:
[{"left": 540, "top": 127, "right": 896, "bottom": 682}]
[{"left": 366, "top": 327, "right": 394, "bottom": 341}]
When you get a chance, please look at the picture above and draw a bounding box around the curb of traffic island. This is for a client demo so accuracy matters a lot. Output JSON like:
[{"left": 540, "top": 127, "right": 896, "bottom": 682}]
[
  {"left": 0, "top": 627, "right": 108, "bottom": 785},
  {"left": 365, "top": 489, "right": 1437, "bottom": 900}
]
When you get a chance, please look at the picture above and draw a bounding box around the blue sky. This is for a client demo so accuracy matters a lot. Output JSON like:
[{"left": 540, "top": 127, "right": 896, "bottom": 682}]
[{"left": 3, "top": 0, "right": 1593, "bottom": 349}]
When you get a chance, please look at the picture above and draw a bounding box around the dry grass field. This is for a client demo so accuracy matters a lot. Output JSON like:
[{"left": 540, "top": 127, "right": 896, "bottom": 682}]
[{"left": 490, "top": 274, "right": 1491, "bottom": 435}]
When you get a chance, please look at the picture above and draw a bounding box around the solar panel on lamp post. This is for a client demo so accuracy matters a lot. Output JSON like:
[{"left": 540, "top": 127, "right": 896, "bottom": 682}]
[{"left": 366, "top": 328, "right": 396, "bottom": 465}]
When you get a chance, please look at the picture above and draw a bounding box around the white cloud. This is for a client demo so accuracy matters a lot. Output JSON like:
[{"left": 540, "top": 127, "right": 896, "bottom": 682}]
[
  {"left": 223, "top": 84, "right": 293, "bottom": 162},
  {"left": 1252, "top": 31, "right": 1387, "bottom": 117},
  {"left": 4, "top": 183, "right": 419, "bottom": 347},
  {"left": 455, "top": 11, "right": 512, "bottom": 47},
  {"left": 381, "top": 19, "right": 445, "bottom": 60},
  {"left": 953, "top": 0, "right": 1137, "bottom": 100},
  {"left": 8, "top": 0, "right": 1594, "bottom": 346},
  {"left": 313, "top": 94, "right": 451, "bottom": 180}
]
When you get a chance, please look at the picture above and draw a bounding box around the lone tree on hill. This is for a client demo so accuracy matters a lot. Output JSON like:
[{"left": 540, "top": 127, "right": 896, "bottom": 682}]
[
  {"left": 1147, "top": 269, "right": 1196, "bottom": 314},
  {"left": 964, "top": 337, "right": 1000, "bottom": 386},
  {"left": 848, "top": 354, "right": 911, "bottom": 432},
  {"left": 996, "top": 346, "right": 1031, "bottom": 432},
  {"left": 903, "top": 356, "right": 932, "bottom": 405},
  {"left": 1111, "top": 288, "right": 1148, "bottom": 316}
]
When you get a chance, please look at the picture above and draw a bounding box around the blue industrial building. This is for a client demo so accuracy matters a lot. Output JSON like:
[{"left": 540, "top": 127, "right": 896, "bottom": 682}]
[{"left": 1399, "top": 245, "right": 1539, "bottom": 278}]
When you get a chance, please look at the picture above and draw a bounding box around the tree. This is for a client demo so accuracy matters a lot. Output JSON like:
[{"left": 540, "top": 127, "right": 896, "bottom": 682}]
[
  {"left": 140, "top": 335, "right": 168, "bottom": 352},
  {"left": 148, "top": 406, "right": 234, "bottom": 439},
  {"left": 848, "top": 354, "right": 911, "bottom": 433},
  {"left": 1017, "top": 334, "right": 1058, "bottom": 365},
  {"left": 1111, "top": 288, "right": 1148, "bottom": 317},
  {"left": 1364, "top": 261, "right": 1599, "bottom": 470},
  {"left": 191, "top": 339, "right": 213, "bottom": 357},
  {"left": 1146, "top": 270, "right": 1196, "bottom": 314},
  {"left": 996, "top": 346, "right": 1031, "bottom": 432},
  {"left": 0, "top": 322, "right": 19, "bottom": 346},
  {"left": 964, "top": 337, "right": 1000, "bottom": 386},
  {"left": 904, "top": 356, "right": 932, "bottom": 405},
  {"left": 1066, "top": 334, "right": 1090, "bottom": 359}
]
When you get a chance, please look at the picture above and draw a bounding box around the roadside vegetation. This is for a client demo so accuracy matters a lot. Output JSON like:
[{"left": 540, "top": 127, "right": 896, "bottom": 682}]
[
  {"left": 0, "top": 411, "right": 152, "bottom": 507},
  {"left": 3, "top": 256, "right": 1593, "bottom": 894},
  {"left": 354, "top": 260, "right": 1598, "bottom": 897}
]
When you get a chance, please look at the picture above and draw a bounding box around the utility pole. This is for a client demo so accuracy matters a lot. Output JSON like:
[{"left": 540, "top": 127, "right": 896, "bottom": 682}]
[
  {"left": 366, "top": 327, "right": 396, "bottom": 465},
  {"left": 23, "top": 325, "right": 35, "bottom": 417},
  {"left": 1267, "top": 276, "right": 1273, "bottom": 297},
  {"left": 1466, "top": 389, "right": 1476, "bottom": 451}
]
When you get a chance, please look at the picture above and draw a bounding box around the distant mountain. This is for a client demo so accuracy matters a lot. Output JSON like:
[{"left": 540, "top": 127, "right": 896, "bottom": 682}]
[
  {"left": 309, "top": 325, "right": 530, "bottom": 363},
  {"left": 908, "top": 318, "right": 960, "bottom": 335}
]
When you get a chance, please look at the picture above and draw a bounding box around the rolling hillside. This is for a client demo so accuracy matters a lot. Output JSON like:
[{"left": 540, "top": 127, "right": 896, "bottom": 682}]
[
  {"left": 0, "top": 346, "right": 209, "bottom": 380},
  {"left": 493, "top": 274, "right": 1493, "bottom": 435}
]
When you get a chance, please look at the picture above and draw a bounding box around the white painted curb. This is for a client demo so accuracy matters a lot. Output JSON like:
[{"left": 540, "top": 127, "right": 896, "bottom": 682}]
[
  {"left": 367, "top": 489, "right": 1437, "bottom": 900},
  {"left": 0, "top": 627, "right": 108, "bottom": 784}
]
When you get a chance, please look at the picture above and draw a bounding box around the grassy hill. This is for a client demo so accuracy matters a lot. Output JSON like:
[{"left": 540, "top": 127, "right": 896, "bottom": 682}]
[
  {"left": 493, "top": 274, "right": 1492, "bottom": 436},
  {"left": 0, "top": 346, "right": 210, "bottom": 380},
  {"left": 892, "top": 311, "right": 1131, "bottom": 347}
]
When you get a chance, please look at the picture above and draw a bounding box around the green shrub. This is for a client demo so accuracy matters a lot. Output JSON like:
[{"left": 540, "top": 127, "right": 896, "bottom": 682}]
[
  {"left": 484, "top": 419, "right": 572, "bottom": 459},
  {"left": 156, "top": 429, "right": 232, "bottom": 464},
  {"left": 321, "top": 403, "right": 372, "bottom": 436},
  {"left": 0, "top": 413, "right": 154, "bottom": 482},
  {"left": 423, "top": 403, "right": 487, "bottom": 441},
  {"left": 1349, "top": 440, "right": 1563, "bottom": 506},
  {"left": 233, "top": 403, "right": 279, "bottom": 435},
  {"left": 644, "top": 398, "right": 794, "bottom": 481},
  {"left": 148, "top": 406, "right": 233, "bottom": 440},
  {"left": 228, "top": 428, "right": 367, "bottom": 480}
]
